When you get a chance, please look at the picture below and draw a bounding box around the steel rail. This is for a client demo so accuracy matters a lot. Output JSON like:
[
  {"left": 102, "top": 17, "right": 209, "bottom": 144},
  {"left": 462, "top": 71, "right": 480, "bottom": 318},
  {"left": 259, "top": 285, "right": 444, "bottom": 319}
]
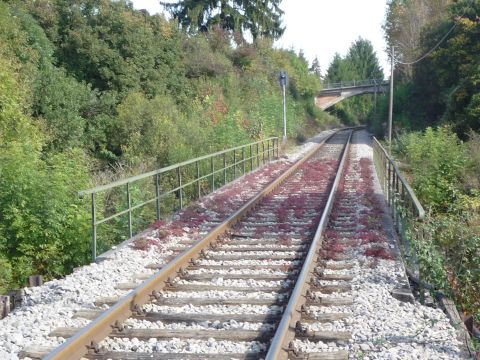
[
  {"left": 265, "top": 129, "right": 354, "bottom": 360},
  {"left": 44, "top": 130, "right": 346, "bottom": 360}
]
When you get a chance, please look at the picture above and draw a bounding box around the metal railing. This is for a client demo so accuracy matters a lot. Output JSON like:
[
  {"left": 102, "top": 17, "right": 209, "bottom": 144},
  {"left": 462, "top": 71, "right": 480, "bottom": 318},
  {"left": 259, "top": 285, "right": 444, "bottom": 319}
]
[
  {"left": 372, "top": 137, "right": 424, "bottom": 276},
  {"left": 80, "top": 138, "right": 279, "bottom": 260},
  {"left": 321, "top": 78, "right": 387, "bottom": 90},
  {"left": 372, "top": 137, "right": 424, "bottom": 220}
]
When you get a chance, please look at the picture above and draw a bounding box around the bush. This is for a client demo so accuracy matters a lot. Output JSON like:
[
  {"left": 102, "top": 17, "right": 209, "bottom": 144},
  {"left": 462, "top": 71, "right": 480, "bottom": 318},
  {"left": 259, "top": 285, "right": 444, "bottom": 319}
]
[
  {"left": 402, "top": 126, "right": 467, "bottom": 213},
  {"left": 397, "top": 126, "right": 480, "bottom": 322}
]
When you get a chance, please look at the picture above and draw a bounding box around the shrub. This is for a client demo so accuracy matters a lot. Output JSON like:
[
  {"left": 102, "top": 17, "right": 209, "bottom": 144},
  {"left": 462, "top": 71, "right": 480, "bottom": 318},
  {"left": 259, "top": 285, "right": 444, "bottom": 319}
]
[{"left": 402, "top": 126, "right": 468, "bottom": 213}]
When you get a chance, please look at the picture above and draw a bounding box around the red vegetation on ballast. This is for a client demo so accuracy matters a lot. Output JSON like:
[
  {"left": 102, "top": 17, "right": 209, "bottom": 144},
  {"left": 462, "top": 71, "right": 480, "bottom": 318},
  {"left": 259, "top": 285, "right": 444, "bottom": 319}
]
[
  {"left": 133, "top": 237, "right": 159, "bottom": 251},
  {"left": 319, "top": 155, "right": 397, "bottom": 261},
  {"left": 278, "top": 223, "right": 291, "bottom": 232},
  {"left": 364, "top": 247, "right": 394, "bottom": 259},
  {"left": 324, "top": 230, "right": 340, "bottom": 240},
  {"left": 324, "top": 242, "right": 346, "bottom": 253}
]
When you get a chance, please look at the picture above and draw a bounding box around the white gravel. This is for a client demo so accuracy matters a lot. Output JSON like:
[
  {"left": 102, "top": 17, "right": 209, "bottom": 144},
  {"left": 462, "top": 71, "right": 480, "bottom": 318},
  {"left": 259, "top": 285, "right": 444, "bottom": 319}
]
[
  {"left": 175, "top": 278, "right": 292, "bottom": 288},
  {"left": 0, "top": 131, "right": 336, "bottom": 360},
  {"left": 142, "top": 303, "right": 282, "bottom": 315},
  {"left": 186, "top": 268, "right": 292, "bottom": 275},
  {"left": 124, "top": 318, "right": 275, "bottom": 331},
  {"left": 100, "top": 337, "right": 267, "bottom": 354},
  {"left": 159, "top": 290, "right": 284, "bottom": 301},
  {"left": 292, "top": 130, "right": 466, "bottom": 360},
  {"left": 197, "top": 259, "right": 301, "bottom": 266}
]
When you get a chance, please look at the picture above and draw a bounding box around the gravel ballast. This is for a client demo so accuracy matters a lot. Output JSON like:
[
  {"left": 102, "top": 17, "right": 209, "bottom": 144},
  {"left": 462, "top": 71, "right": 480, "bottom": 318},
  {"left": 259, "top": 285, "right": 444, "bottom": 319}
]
[
  {"left": 0, "top": 130, "right": 333, "bottom": 359},
  {"left": 292, "top": 130, "right": 466, "bottom": 359},
  {"left": 0, "top": 129, "right": 468, "bottom": 360}
]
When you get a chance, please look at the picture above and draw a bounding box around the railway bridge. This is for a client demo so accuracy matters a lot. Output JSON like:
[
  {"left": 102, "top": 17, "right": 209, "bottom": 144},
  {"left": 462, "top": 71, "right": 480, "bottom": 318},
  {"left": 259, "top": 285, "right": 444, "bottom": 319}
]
[{"left": 316, "top": 79, "right": 388, "bottom": 110}]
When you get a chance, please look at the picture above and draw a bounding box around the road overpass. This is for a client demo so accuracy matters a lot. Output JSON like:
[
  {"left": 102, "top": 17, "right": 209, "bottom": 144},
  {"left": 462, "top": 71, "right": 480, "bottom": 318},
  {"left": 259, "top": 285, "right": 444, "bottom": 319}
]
[{"left": 316, "top": 79, "right": 388, "bottom": 110}]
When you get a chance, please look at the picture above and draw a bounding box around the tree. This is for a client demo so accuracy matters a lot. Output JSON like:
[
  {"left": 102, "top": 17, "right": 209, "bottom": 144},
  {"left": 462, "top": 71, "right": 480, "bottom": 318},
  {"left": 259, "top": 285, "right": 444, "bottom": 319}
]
[
  {"left": 324, "top": 39, "right": 384, "bottom": 124},
  {"left": 161, "top": 0, "right": 285, "bottom": 40},
  {"left": 309, "top": 56, "right": 322, "bottom": 80},
  {"left": 346, "top": 38, "right": 383, "bottom": 79},
  {"left": 383, "top": 0, "right": 451, "bottom": 79}
]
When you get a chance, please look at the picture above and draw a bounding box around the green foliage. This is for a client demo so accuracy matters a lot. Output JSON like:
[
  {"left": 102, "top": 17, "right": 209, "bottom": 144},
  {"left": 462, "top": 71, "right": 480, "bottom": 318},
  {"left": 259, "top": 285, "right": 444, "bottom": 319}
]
[
  {"left": 325, "top": 38, "right": 384, "bottom": 124},
  {"left": 380, "top": 0, "right": 480, "bottom": 139},
  {"left": 401, "top": 127, "right": 467, "bottom": 213},
  {"left": 396, "top": 126, "right": 480, "bottom": 321},
  {"left": 0, "top": 0, "right": 338, "bottom": 293},
  {"left": 415, "top": 212, "right": 480, "bottom": 321},
  {"left": 0, "top": 255, "right": 13, "bottom": 294},
  {"left": 161, "top": 0, "right": 285, "bottom": 40},
  {"left": 0, "top": 50, "right": 90, "bottom": 289}
]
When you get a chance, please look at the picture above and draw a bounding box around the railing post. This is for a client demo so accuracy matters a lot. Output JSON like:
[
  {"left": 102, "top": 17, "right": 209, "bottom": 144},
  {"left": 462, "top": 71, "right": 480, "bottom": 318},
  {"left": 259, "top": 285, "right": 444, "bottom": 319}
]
[
  {"left": 262, "top": 141, "right": 265, "bottom": 164},
  {"left": 127, "top": 183, "right": 132, "bottom": 239},
  {"left": 211, "top": 157, "right": 215, "bottom": 191},
  {"left": 155, "top": 173, "right": 161, "bottom": 220},
  {"left": 256, "top": 143, "right": 260, "bottom": 167},
  {"left": 384, "top": 154, "right": 388, "bottom": 198},
  {"left": 395, "top": 173, "right": 400, "bottom": 226},
  {"left": 91, "top": 193, "right": 97, "bottom": 261},
  {"left": 242, "top": 147, "right": 246, "bottom": 174},
  {"left": 267, "top": 140, "right": 271, "bottom": 162},
  {"left": 233, "top": 149, "right": 237, "bottom": 179},
  {"left": 388, "top": 162, "right": 393, "bottom": 210},
  {"left": 392, "top": 172, "right": 397, "bottom": 225},
  {"left": 176, "top": 167, "right": 183, "bottom": 209},
  {"left": 250, "top": 144, "right": 254, "bottom": 170},
  {"left": 223, "top": 153, "right": 227, "bottom": 185},
  {"left": 196, "top": 161, "right": 201, "bottom": 198}
]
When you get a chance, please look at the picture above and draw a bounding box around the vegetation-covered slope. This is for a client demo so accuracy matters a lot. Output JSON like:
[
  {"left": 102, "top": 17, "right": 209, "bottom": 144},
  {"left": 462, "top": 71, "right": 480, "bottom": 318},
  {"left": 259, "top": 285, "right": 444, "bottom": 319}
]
[{"left": 380, "top": 0, "right": 480, "bottom": 325}]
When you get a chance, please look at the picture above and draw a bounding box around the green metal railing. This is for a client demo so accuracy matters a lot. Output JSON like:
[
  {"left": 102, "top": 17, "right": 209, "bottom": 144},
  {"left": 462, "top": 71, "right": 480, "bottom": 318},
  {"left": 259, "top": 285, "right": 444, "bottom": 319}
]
[
  {"left": 80, "top": 137, "right": 279, "bottom": 260},
  {"left": 372, "top": 137, "right": 425, "bottom": 275}
]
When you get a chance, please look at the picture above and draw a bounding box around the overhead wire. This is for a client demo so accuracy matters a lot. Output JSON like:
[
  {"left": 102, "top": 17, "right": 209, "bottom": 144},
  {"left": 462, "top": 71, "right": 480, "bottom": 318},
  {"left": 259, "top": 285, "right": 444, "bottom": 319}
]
[{"left": 393, "top": 5, "right": 469, "bottom": 66}]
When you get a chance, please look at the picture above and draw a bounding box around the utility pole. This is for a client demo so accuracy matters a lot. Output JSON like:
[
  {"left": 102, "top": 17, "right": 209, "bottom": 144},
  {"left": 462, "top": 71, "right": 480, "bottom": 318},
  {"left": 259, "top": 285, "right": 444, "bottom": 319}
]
[
  {"left": 279, "top": 71, "right": 288, "bottom": 141},
  {"left": 388, "top": 46, "right": 394, "bottom": 151}
]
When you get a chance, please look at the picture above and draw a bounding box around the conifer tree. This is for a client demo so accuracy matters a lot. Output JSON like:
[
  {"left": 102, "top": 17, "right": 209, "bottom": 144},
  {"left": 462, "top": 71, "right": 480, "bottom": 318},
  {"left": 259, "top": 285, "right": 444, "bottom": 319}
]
[{"left": 161, "top": 0, "right": 284, "bottom": 40}]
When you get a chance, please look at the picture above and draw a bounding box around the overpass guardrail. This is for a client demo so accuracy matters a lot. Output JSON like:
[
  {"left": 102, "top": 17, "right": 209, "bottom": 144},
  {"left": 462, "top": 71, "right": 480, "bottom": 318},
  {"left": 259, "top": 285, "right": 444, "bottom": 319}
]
[{"left": 321, "top": 78, "right": 387, "bottom": 90}]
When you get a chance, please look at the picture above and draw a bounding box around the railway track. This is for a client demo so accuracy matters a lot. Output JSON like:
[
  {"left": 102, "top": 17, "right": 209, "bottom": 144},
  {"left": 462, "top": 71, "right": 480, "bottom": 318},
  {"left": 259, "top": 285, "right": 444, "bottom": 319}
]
[
  {"left": 35, "top": 128, "right": 356, "bottom": 360},
  {"left": 30, "top": 128, "right": 356, "bottom": 360},
  {"left": 11, "top": 129, "right": 469, "bottom": 360}
]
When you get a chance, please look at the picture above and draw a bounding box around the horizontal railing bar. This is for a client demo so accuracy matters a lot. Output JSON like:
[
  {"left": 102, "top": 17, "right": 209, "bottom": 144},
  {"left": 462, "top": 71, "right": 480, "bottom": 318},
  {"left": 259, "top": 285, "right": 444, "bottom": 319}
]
[
  {"left": 96, "top": 197, "right": 158, "bottom": 225},
  {"left": 321, "top": 78, "right": 387, "bottom": 90},
  {"left": 96, "top": 208, "right": 131, "bottom": 225},
  {"left": 80, "top": 138, "right": 278, "bottom": 196}
]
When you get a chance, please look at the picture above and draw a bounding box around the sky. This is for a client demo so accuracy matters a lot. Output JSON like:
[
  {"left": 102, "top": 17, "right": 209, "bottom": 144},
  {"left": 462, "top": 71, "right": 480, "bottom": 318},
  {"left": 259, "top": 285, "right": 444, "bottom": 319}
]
[{"left": 130, "top": 0, "right": 390, "bottom": 78}]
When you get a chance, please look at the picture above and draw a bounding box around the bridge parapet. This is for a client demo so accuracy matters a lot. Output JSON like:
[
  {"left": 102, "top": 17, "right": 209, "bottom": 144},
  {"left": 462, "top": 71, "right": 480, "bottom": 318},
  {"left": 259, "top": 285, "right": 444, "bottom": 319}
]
[{"left": 321, "top": 78, "right": 387, "bottom": 91}]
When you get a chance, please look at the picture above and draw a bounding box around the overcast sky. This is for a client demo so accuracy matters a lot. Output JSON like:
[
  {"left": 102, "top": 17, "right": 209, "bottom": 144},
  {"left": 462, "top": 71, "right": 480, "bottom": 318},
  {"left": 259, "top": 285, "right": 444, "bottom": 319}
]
[{"left": 131, "top": 0, "right": 390, "bottom": 77}]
